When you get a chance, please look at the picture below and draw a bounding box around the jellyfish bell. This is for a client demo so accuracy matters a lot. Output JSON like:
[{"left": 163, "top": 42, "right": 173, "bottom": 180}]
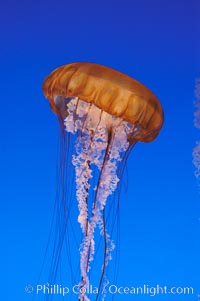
[
  {"left": 42, "top": 62, "right": 164, "bottom": 301},
  {"left": 43, "top": 62, "right": 163, "bottom": 142}
]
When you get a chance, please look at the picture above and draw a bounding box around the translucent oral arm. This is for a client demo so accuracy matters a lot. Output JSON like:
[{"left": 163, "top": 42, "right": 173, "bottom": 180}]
[{"left": 63, "top": 97, "right": 135, "bottom": 300}]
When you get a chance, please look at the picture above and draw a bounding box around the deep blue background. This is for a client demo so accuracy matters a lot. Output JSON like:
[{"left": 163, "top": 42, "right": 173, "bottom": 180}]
[{"left": 1, "top": 0, "right": 200, "bottom": 300}]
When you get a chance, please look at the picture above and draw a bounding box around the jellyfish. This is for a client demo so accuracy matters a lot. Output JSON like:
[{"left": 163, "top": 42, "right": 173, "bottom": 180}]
[
  {"left": 42, "top": 62, "right": 164, "bottom": 300},
  {"left": 193, "top": 79, "right": 200, "bottom": 180}
]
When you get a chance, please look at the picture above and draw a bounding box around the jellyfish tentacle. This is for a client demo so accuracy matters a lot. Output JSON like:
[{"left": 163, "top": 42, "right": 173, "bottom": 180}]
[
  {"left": 64, "top": 97, "right": 136, "bottom": 301},
  {"left": 93, "top": 121, "right": 133, "bottom": 294},
  {"left": 78, "top": 127, "right": 111, "bottom": 298},
  {"left": 64, "top": 99, "right": 107, "bottom": 299},
  {"left": 79, "top": 114, "right": 134, "bottom": 300}
]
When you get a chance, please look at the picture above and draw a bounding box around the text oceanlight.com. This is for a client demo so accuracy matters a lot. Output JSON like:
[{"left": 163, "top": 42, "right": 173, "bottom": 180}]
[{"left": 25, "top": 283, "right": 195, "bottom": 297}]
